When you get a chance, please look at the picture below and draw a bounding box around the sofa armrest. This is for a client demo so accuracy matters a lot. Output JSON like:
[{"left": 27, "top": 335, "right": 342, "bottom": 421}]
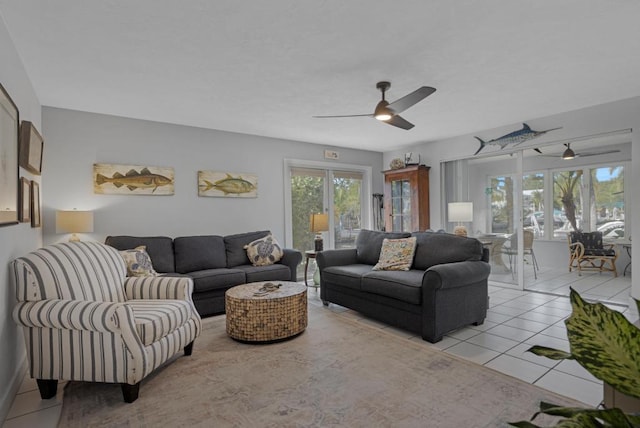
[
  {"left": 280, "top": 248, "right": 303, "bottom": 281},
  {"left": 13, "top": 299, "right": 123, "bottom": 332},
  {"left": 317, "top": 248, "right": 359, "bottom": 270},
  {"left": 423, "top": 261, "right": 491, "bottom": 290},
  {"left": 124, "top": 276, "right": 194, "bottom": 301}
]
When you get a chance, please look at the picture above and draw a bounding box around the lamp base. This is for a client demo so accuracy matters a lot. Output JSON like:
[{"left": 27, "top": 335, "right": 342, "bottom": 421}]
[
  {"left": 453, "top": 225, "right": 468, "bottom": 237},
  {"left": 69, "top": 233, "right": 81, "bottom": 242},
  {"left": 314, "top": 235, "right": 324, "bottom": 252}
]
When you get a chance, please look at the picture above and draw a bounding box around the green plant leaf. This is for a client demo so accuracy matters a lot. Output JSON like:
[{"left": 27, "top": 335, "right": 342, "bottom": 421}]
[
  {"left": 564, "top": 289, "right": 640, "bottom": 399},
  {"left": 527, "top": 346, "right": 573, "bottom": 360}
]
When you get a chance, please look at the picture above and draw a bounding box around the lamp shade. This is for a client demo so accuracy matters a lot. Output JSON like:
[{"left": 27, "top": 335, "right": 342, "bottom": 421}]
[
  {"left": 310, "top": 213, "right": 329, "bottom": 232},
  {"left": 56, "top": 210, "right": 94, "bottom": 234},
  {"left": 448, "top": 202, "right": 473, "bottom": 223}
]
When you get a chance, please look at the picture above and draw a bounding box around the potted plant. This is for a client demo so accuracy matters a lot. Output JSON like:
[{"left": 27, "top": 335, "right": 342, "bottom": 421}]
[{"left": 509, "top": 288, "right": 640, "bottom": 427}]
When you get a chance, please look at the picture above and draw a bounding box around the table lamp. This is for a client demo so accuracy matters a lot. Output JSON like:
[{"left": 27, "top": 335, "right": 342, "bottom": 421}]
[
  {"left": 310, "top": 213, "right": 329, "bottom": 251},
  {"left": 56, "top": 210, "right": 94, "bottom": 241},
  {"left": 448, "top": 202, "right": 473, "bottom": 237}
]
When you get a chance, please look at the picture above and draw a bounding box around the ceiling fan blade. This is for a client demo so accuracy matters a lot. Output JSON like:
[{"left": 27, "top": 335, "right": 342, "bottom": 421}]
[
  {"left": 385, "top": 115, "right": 414, "bottom": 130},
  {"left": 312, "top": 113, "right": 372, "bottom": 118},
  {"left": 387, "top": 86, "right": 436, "bottom": 114},
  {"left": 576, "top": 150, "right": 620, "bottom": 157}
]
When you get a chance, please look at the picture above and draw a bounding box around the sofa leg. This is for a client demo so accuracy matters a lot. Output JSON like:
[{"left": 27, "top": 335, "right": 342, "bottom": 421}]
[
  {"left": 422, "top": 335, "right": 442, "bottom": 344},
  {"left": 184, "top": 341, "right": 194, "bottom": 356},
  {"left": 36, "top": 379, "right": 58, "bottom": 399},
  {"left": 322, "top": 300, "right": 329, "bottom": 306},
  {"left": 473, "top": 319, "right": 485, "bottom": 326},
  {"left": 122, "top": 382, "right": 140, "bottom": 403}
]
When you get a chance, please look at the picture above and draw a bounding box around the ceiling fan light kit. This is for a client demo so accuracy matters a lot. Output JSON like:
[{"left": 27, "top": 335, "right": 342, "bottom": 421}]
[
  {"left": 313, "top": 81, "right": 436, "bottom": 130},
  {"left": 562, "top": 144, "right": 576, "bottom": 160}
]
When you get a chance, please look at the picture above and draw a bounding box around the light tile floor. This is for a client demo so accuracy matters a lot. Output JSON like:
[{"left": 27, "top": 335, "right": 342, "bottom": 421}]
[{"left": 4, "top": 284, "right": 638, "bottom": 427}]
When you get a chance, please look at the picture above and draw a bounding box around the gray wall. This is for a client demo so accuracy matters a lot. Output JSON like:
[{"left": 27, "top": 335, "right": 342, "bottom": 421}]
[
  {"left": 384, "top": 97, "right": 640, "bottom": 299},
  {"left": 41, "top": 107, "right": 384, "bottom": 244},
  {"left": 0, "top": 15, "right": 42, "bottom": 421}
]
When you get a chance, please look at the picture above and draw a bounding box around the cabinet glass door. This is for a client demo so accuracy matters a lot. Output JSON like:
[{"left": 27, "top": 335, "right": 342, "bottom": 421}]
[{"left": 391, "top": 179, "right": 411, "bottom": 232}]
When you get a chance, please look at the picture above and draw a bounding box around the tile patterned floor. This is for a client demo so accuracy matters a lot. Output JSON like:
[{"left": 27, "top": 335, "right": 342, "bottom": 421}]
[{"left": 3, "top": 283, "right": 638, "bottom": 427}]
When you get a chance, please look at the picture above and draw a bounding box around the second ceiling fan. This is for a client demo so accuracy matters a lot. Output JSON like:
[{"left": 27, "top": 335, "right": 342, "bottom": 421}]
[{"left": 313, "top": 81, "right": 436, "bottom": 130}]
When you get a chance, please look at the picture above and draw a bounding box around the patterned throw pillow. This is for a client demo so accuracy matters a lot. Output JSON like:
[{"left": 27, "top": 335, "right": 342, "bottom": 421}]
[
  {"left": 119, "top": 246, "right": 159, "bottom": 277},
  {"left": 372, "top": 237, "right": 417, "bottom": 271},
  {"left": 244, "top": 234, "right": 284, "bottom": 266}
]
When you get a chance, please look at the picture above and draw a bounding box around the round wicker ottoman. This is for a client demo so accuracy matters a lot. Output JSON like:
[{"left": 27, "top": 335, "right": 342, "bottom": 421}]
[{"left": 225, "top": 281, "right": 307, "bottom": 342}]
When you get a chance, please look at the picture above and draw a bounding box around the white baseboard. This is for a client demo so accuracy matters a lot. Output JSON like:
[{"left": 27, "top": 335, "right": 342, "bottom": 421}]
[{"left": 0, "top": 357, "right": 27, "bottom": 424}]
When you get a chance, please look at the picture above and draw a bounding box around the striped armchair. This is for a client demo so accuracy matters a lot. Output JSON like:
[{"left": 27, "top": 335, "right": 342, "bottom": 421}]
[{"left": 12, "top": 242, "right": 202, "bottom": 403}]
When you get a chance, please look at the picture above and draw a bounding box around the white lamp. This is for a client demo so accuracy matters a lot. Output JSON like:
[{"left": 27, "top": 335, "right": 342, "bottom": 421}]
[
  {"left": 448, "top": 202, "right": 473, "bottom": 237},
  {"left": 56, "top": 210, "right": 94, "bottom": 242},
  {"left": 310, "top": 213, "right": 329, "bottom": 251}
]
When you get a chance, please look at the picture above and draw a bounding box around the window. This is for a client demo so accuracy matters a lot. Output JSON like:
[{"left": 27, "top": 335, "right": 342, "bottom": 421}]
[
  {"left": 523, "top": 173, "right": 545, "bottom": 237},
  {"left": 553, "top": 169, "right": 584, "bottom": 239},
  {"left": 591, "top": 165, "right": 624, "bottom": 239},
  {"left": 489, "top": 175, "right": 514, "bottom": 234}
]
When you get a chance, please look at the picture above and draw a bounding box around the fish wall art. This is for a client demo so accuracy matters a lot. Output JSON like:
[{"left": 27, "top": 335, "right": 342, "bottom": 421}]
[
  {"left": 93, "top": 163, "right": 175, "bottom": 195},
  {"left": 473, "top": 123, "right": 562, "bottom": 155},
  {"left": 198, "top": 170, "right": 257, "bottom": 198}
]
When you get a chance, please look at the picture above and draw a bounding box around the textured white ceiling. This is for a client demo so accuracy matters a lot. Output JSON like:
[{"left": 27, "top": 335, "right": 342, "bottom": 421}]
[{"left": 1, "top": 1, "right": 640, "bottom": 152}]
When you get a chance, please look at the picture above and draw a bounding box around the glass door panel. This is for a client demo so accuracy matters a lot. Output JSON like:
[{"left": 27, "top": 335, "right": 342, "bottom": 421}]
[{"left": 332, "top": 170, "right": 363, "bottom": 249}]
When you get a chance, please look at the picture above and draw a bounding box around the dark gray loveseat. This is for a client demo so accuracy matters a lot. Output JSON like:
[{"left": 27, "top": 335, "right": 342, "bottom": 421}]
[
  {"left": 317, "top": 230, "right": 490, "bottom": 343},
  {"left": 105, "top": 231, "right": 302, "bottom": 317}
]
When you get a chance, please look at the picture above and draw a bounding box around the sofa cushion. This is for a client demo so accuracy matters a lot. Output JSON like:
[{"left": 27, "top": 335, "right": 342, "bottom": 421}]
[
  {"left": 355, "top": 229, "right": 412, "bottom": 265},
  {"left": 373, "top": 237, "right": 417, "bottom": 271},
  {"left": 188, "top": 268, "right": 246, "bottom": 293},
  {"left": 321, "top": 264, "right": 373, "bottom": 291},
  {"left": 126, "top": 299, "right": 191, "bottom": 346},
  {"left": 244, "top": 234, "right": 283, "bottom": 266},
  {"left": 224, "top": 230, "right": 270, "bottom": 267},
  {"left": 119, "top": 246, "right": 159, "bottom": 277},
  {"left": 411, "top": 232, "right": 483, "bottom": 270},
  {"left": 105, "top": 236, "right": 175, "bottom": 273},
  {"left": 361, "top": 270, "right": 424, "bottom": 305},
  {"left": 174, "top": 235, "right": 227, "bottom": 273},
  {"left": 234, "top": 264, "right": 291, "bottom": 283}
]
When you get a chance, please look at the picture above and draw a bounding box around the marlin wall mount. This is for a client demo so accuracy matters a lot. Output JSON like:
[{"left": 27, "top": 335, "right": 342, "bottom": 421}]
[{"left": 473, "top": 123, "right": 562, "bottom": 155}]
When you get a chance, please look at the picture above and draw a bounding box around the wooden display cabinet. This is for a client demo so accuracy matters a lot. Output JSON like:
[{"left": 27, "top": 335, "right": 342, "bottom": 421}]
[{"left": 383, "top": 164, "right": 430, "bottom": 232}]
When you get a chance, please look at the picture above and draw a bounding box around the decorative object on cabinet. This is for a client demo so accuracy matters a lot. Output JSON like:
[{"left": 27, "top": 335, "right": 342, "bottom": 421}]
[
  {"left": 19, "top": 121, "right": 43, "bottom": 175},
  {"left": 56, "top": 209, "right": 94, "bottom": 241},
  {"left": 94, "top": 163, "right": 174, "bottom": 195},
  {"left": 18, "top": 177, "right": 30, "bottom": 223},
  {"left": 0, "top": 82, "right": 19, "bottom": 227},
  {"left": 198, "top": 170, "right": 257, "bottom": 197},
  {"left": 30, "top": 180, "right": 40, "bottom": 227},
  {"left": 448, "top": 202, "right": 473, "bottom": 237},
  {"left": 404, "top": 152, "right": 420, "bottom": 165},
  {"left": 383, "top": 164, "right": 430, "bottom": 232},
  {"left": 310, "top": 213, "right": 329, "bottom": 251},
  {"left": 389, "top": 158, "right": 405, "bottom": 170}
]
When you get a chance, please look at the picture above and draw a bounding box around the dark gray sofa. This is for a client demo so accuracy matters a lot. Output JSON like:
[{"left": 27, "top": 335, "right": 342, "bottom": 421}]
[
  {"left": 105, "top": 231, "right": 302, "bottom": 317},
  {"left": 317, "top": 229, "right": 490, "bottom": 343}
]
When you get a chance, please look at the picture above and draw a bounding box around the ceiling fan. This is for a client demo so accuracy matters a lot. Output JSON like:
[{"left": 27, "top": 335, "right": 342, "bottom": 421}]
[
  {"left": 537, "top": 143, "right": 620, "bottom": 159},
  {"left": 313, "top": 81, "right": 436, "bottom": 130}
]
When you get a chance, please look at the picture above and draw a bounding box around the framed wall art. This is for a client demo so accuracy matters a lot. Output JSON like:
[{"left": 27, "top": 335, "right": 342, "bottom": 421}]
[
  {"left": 18, "top": 177, "right": 30, "bottom": 223},
  {"left": 93, "top": 163, "right": 175, "bottom": 195},
  {"left": 19, "top": 120, "right": 44, "bottom": 175},
  {"left": 0, "top": 83, "right": 19, "bottom": 227},
  {"left": 30, "top": 180, "right": 41, "bottom": 228},
  {"left": 198, "top": 170, "right": 257, "bottom": 198}
]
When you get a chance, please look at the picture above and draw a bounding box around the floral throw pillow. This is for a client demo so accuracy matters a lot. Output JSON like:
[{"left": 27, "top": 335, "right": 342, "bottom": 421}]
[
  {"left": 244, "top": 234, "right": 284, "bottom": 266},
  {"left": 372, "top": 237, "right": 417, "bottom": 271},
  {"left": 119, "top": 246, "right": 159, "bottom": 277}
]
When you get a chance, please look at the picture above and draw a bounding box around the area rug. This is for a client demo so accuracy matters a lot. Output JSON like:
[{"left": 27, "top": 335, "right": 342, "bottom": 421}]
[{"left": 58, "top": 304, "right": 582, "bottom": 427}]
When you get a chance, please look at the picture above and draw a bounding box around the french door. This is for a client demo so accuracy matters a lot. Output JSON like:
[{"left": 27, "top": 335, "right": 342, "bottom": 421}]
[{"left": 284, "top": 159, "right": 372, "bottom": 280}]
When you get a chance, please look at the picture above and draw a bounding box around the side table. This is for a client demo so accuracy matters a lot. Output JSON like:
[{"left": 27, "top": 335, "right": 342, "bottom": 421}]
[{"left": 304, "top": 250, "right": 319, "bottom": 287}]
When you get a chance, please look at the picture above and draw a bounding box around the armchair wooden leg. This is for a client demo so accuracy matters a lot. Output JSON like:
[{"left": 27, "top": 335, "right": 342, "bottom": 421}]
[
  {"left": 184, "top": 341, "right": 194, "bottom": 356},
  {"left": 121, "top": 382, "right": 140, "bottom": 403},
  {"left": 36, "top": 379, "right": 58, "bottom": 399}
]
